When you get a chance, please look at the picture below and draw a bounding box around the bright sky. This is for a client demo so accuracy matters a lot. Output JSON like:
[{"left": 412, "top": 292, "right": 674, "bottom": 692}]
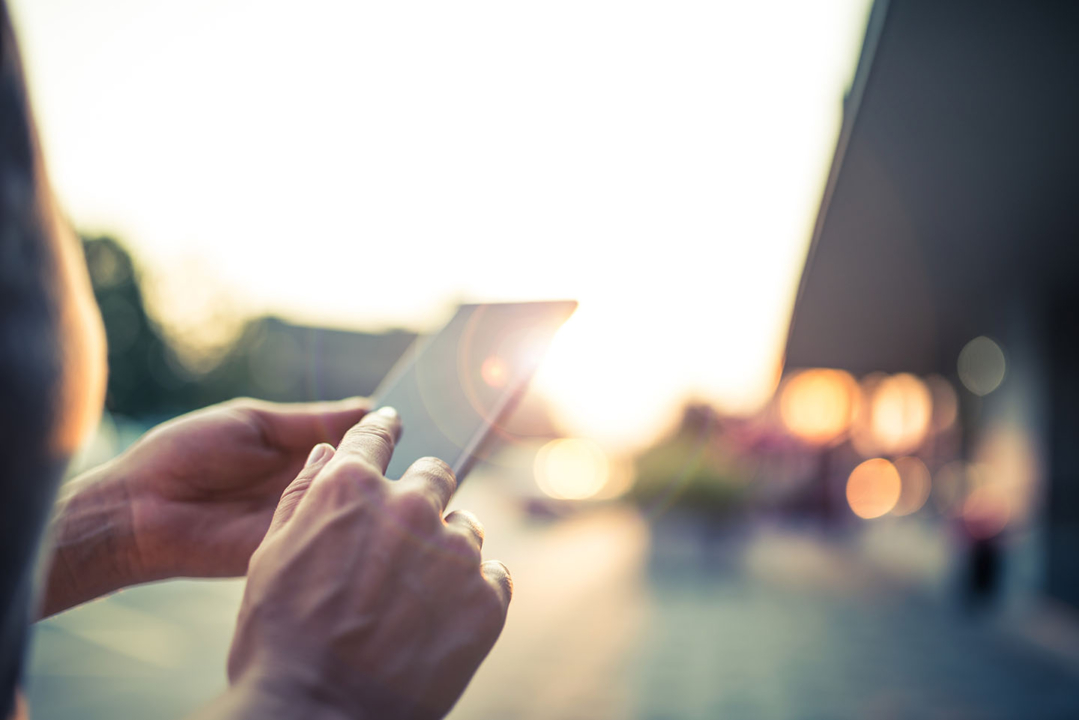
[{"left": 11, "top": 0, "right": 871, "bottom": 449}]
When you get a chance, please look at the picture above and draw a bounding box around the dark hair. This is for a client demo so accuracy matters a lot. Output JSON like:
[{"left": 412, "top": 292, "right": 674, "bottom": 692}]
[{"left": 0, "top": 2, "right": 68, "bottom": 714}]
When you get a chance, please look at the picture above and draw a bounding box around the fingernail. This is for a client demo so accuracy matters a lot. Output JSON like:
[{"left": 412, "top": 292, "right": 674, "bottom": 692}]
[
  {"left": 375, "top": 406, "right": 398, "bottom": 419},
  {"left": 305, "top": 443, "right": 333, "bottom": 467}
]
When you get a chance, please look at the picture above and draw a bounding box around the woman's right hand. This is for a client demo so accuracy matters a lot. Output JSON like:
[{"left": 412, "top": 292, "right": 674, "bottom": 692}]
[{"left": 201, "top": 407, "right": 512, "bottom": 720}]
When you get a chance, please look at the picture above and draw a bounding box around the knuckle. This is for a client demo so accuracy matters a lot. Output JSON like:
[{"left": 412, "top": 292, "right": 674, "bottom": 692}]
[
  {"left": 411, "top": 456, "right": 457, "bottom": 494},
  {"left": 224, "top": 398, "right": 271, "bottom": 426},
  {"left": 388, "top": 488, "right": 440, "bottom": 529},
  {"left": 441, "top": 530, "right": 482, "bottom": 566},
  {"left": 448, "top": 509, "right": 485, "bottom": 538},
  {"left": 223, "top": 396, "right": 259, "bottom": 410},
  {"left": 482, "top": 560, "right": 513, "bottom": 598},
  {"left": 280, "top": 476, "right": 312, "bottom": 503},
  {"left": 221, "top": 399, "right": 276, "bottom": 447},
  {"left": 321, "top": 458, "right": 385, "bottom": 493},
  {"left": 476, "top": 582, "right": 508, "bottom": 619},
  {"left": 414, "top": 455, "right": 455, "bottom": 480}
]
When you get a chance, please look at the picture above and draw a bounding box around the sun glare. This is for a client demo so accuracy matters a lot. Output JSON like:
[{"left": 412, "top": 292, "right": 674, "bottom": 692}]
[{"left": 10, "top": 0, "right": 874, "bottom": 450}]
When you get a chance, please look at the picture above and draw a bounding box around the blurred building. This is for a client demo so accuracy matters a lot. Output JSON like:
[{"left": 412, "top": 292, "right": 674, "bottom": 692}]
[
  {"left": 227, "top": 317, "right": 417, "bottom": 402},
  {"left": 83, "top": 236, "right": 420, "bottom": 415},
  {"left": 784, "top": 0, "right": 1079, "bottom": 607}
]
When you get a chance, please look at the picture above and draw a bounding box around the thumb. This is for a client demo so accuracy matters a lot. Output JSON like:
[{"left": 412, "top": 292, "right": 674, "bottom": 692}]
[{"left": 267, "top": 442, "right": 336, "bottom": 535}]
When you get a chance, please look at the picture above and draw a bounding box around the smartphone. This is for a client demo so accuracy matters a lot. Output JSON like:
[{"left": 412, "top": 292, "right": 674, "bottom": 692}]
[{"left": 371, "top": 301, "right": 577, "bottom": 481}]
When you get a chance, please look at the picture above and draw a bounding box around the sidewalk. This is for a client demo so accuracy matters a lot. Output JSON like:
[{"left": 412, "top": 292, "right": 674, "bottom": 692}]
[{"left": 447, "top": 489, "right": 1079, "bottom": 720}]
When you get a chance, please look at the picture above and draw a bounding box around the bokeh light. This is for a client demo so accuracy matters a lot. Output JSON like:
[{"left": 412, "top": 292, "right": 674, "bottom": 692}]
[
  {"left": 534, "top": 438, "right": 610, "bottom": 500},
  {"left": 962, "top": 485, "right": 1011, "bottom": 539},
  {"left": 778, "top": 369, "right": 857, "bottom": 445},
  {"left": 849, "top": 372, "right": 886, "bottom": 457},
  {"left": 592, "top": 455, "right": 636, "bottom": 500},
  {"left": 973, "top": 425, "right": 1040, "bottom": 523},
  {"left": 891, "top": 456, "right": 932, "bottom": 516},
  {"left": 846, "top": 458, "right": 902, "bottom": 519},
  {"left": 957, "top": 336, "right": 1006, "bottom": 396},
  {"left": 933, "top": 461, "right": 983, "bottom": 515},
  {"left": 868, "top": 373, "right": 932, "bottom": 455},
  {"left": 926, "top": 374, "right": 959, "bottom": 431}
]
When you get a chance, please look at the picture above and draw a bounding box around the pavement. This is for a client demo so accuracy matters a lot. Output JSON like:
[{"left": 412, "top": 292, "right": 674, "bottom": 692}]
[{"left": 25, "top": 473, "right": 1079, "bottom": 719}]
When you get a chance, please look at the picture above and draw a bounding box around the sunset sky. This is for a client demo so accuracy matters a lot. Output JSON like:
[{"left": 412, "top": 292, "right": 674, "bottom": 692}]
[{"left": 11, "top": 0, "right": 871, "bottom": 448}]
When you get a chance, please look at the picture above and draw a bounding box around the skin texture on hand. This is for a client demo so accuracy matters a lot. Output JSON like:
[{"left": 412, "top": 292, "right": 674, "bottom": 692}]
[
  {"left": 198, "top": 408, "right": 512, "bottom": 720},
  {"left": 40, "top": 397, "right": 370, "bottom": 617}
]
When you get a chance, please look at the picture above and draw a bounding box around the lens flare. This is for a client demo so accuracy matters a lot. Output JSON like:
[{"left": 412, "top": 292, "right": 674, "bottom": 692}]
[
  {"left": 846, "top": 458, "right": 902, "bottom": 519},
  {"left": 534, "top": 438, "right": 610, "bottom": 500},
  {"left": 480, "top": 355, "right": 508, "bottom": 388}
]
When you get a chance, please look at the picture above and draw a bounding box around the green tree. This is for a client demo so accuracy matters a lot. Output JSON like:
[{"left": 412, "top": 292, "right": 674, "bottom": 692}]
[{"left": 82, "top": 235, "right": 190, "bottom": 417}]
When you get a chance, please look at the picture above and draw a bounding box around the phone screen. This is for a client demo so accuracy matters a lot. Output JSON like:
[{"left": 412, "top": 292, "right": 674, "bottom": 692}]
[{"left": 372, "top": 301, "right": 576, "bottom": 481}]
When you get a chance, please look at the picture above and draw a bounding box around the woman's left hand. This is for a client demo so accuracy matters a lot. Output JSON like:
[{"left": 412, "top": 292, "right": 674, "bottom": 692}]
[{"left": 41, "top": 397, "right": 369, "bottom": 617}]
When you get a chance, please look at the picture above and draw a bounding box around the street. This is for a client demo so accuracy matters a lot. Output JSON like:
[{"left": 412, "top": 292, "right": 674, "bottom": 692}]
[{"left": 27, "top": 473, "right": 1079, "bottom": 719}]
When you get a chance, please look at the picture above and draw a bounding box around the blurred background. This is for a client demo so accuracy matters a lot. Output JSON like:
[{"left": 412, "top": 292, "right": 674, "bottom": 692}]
[{"left": 12, "top": 0, "right": 1079, "bottom": 718}]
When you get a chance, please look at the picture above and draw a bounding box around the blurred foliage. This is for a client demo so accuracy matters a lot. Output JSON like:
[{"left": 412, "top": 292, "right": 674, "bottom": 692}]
[
  {"left": 82, "top": 235, "right": 265, "bottom": 416},
  {"left": 82, "top": 235, "right": 193, "bottom": 416},
  {"left": 82, "top": 235, "right": 414, "bottom": 419},
  {"left": 632, "top": 403, "right": 750, "bottom": 517}
]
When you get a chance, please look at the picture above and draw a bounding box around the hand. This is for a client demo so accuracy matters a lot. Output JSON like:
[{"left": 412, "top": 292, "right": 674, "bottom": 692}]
[
  {"left": 41, "top": 397, "right": 369, "bottom": 617},
  {"left": 204, "top": 408, "right": 512, "bottom": 720}
]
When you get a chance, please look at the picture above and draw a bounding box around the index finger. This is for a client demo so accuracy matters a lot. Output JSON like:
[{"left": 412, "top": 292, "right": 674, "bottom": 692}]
[{"left": 335, "top": 406, "right": 402, "bottom": 474}]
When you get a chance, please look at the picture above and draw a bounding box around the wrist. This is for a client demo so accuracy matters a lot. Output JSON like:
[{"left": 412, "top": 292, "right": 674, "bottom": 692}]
[
  {"left": 216, "top": 663, "right": 363, "bottom": 720},
  {"left": 39, "top": 462, "right": 142, "bottom": 617}
]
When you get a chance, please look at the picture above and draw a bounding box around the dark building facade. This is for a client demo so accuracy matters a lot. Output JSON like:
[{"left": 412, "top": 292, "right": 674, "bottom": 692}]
[{"left": 785, "top": 0, "right": 1079, "bottom": 607}]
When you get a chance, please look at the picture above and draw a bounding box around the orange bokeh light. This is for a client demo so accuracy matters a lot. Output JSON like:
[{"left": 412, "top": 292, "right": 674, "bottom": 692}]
[
  {"left": 868, "top": 373, "right": 932, "bottom": 455},
  {"left": 778, "top": 369, "right": 857, "bottom": 445},
  {"left": 927, "top": 374, "right": 959, "bottom": 431},
  {"left": 846, "top": 458, "right": 902, "bottom": 519},
  {"left": 891, "top": 456, "right": 932, "bottom": 516}
]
